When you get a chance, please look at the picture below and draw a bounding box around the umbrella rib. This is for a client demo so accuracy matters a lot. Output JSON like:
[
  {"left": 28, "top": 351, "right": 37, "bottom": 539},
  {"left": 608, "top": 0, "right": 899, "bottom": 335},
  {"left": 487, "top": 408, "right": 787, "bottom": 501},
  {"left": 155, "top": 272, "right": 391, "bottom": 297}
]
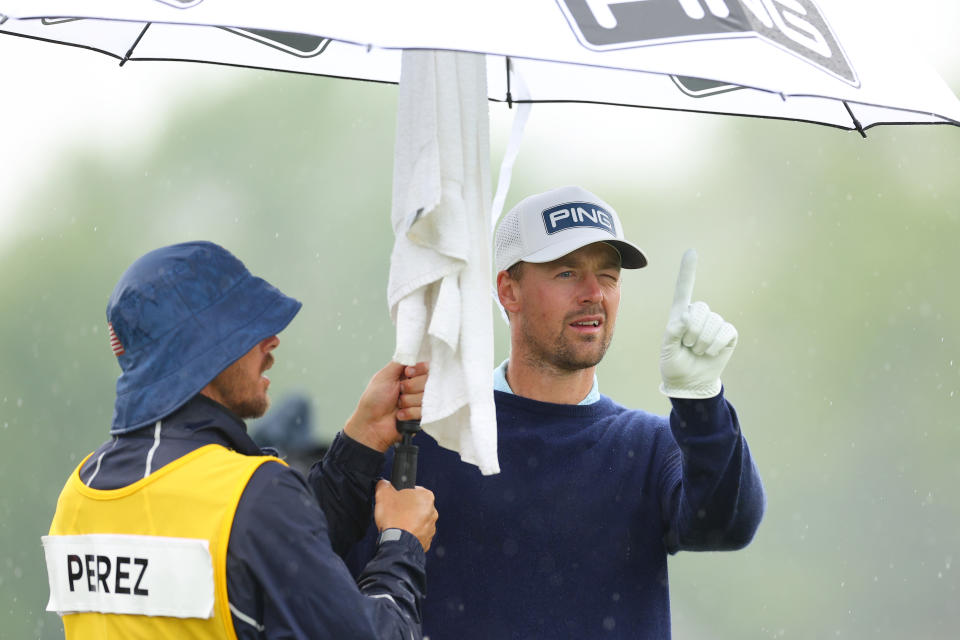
[
  {"left": 0, "top": 28, "right": 124, "bottom": 62},
  {"left": 496, "top": 97, "right": 956, "bottom": 132},
  {"left": 500, "top": 97, "right": 857, "bottom": 131},
  {"left": 842, "top": 101, "right": 868, "bottom": 138},
  {"left": 120, "top": 22, "right": 151, "bottom": 67},
  {"left": 128, "top": 56, "right": 400, "bottom": 86}
]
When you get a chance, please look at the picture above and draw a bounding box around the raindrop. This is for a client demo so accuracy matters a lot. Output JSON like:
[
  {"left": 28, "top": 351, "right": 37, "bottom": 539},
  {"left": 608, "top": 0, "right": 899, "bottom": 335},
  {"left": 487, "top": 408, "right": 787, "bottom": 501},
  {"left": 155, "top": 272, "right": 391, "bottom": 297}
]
[
  {"left": 16, "top": 398, "right": 22, "bottom": 408},
  {"left": 602, "top": 617, "right": 616, "bottom": 631}
]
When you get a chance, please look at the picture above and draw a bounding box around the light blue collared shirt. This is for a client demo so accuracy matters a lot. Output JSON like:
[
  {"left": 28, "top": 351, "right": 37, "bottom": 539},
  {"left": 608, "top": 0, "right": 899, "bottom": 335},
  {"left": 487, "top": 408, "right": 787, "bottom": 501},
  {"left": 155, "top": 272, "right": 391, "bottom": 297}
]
[{"left": 493, "top": 359, "right": 600, "bottom": 405}]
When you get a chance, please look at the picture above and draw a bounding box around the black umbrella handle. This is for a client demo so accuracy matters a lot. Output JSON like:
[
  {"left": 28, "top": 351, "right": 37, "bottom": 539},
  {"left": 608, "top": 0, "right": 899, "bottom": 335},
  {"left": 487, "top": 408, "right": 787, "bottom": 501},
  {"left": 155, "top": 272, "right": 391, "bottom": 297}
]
[{"left": 390, "top": 419, "right": 421, "bottom": 490}]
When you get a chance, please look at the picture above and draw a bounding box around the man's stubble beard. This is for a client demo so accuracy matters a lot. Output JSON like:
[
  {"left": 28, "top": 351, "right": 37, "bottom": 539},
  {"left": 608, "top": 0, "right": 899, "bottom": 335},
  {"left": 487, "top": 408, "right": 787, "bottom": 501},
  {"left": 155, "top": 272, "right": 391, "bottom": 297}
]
[
  {"left": 519, "top": 318, "right": 614, "bottom": 373},
  {"left": 207, "top": 354, "right": 273, "bottom": 419}
]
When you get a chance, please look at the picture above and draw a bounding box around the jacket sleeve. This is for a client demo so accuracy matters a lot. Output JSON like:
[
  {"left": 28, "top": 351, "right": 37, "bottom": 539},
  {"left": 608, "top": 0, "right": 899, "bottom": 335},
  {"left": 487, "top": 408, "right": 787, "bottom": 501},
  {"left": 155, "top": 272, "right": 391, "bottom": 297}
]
[
  {"left": 227, "top": 461, "right": 426, "bottom": 640},
  {"left": 659, "top": 389, "right": 766, "bottom": 554},
  {"left": 306, "top": 431, "right": 385, "bottom": 558}
]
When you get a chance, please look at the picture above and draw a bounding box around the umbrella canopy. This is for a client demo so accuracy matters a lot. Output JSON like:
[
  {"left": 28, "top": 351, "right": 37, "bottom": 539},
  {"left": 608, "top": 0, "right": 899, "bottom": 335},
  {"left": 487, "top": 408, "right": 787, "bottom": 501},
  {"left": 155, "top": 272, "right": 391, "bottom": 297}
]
[{"left": 2, "top": 0, "right": 960, "bottom": 131}]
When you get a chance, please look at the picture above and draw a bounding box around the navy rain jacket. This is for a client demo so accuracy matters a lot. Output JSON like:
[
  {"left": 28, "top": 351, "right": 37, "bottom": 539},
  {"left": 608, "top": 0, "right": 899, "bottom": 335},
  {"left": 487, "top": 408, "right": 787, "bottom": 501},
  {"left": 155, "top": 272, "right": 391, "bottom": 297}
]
[{"left": 76, "top": 394, "right": 426, "bottom": 639}]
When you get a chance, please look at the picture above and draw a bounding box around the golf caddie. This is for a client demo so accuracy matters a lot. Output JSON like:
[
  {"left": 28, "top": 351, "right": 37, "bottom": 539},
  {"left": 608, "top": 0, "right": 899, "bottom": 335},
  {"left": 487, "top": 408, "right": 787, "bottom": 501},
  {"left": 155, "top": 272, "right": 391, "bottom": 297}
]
[{"left": 41, "top": 241, "right": 437, "bottom": 639}]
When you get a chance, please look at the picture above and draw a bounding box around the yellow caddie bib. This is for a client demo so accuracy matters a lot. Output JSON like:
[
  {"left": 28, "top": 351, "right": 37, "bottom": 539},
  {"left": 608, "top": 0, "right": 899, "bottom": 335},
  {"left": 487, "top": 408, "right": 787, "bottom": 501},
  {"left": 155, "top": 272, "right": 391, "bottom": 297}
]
[{"left": 42, "top": 444, "right": 285, "bottom": 640}]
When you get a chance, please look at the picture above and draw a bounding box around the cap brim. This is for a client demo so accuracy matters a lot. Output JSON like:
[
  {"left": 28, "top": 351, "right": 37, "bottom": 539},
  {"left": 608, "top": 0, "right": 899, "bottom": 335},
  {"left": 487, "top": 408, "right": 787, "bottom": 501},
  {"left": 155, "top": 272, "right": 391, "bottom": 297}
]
[{"left": 521, "top": 234, "right": 647, "bottom": 269}]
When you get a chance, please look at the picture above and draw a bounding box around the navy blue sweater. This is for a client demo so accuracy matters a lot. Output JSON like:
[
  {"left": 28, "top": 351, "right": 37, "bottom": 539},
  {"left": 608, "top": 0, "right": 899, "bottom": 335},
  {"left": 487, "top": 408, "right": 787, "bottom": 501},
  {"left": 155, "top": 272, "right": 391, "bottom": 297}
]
[
  {"left": 75, "top": 395, "right": 425, "bottom": 639},
  {"left": 351, "top": 389, "right": 764, "bottom": 639}
]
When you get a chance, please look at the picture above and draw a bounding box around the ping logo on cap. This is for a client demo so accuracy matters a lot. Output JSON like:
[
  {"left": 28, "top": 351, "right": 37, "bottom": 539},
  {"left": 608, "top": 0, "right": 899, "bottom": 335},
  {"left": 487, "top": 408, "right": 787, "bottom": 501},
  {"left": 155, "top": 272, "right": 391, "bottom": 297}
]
[
  {"left": 108, "top": 322, "right": 125, "bottom": 356},
  {"left": 542, "top": 202, "right": 617, "bottom": 237}
]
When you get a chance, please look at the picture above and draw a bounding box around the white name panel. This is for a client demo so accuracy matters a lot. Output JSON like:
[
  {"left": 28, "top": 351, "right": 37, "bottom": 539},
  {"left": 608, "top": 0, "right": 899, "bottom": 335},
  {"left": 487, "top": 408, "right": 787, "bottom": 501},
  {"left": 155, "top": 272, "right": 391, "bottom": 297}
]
[{"left": 43, "top": 534, "right": 214, "bottom": 619}]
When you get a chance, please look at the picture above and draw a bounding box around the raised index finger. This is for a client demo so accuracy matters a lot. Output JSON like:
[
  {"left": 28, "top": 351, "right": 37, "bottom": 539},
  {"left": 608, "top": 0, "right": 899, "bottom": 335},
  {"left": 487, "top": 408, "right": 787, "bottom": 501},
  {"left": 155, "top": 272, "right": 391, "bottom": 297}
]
[{"left": 670, "top": 248, "right": 698, "bottom": 320}]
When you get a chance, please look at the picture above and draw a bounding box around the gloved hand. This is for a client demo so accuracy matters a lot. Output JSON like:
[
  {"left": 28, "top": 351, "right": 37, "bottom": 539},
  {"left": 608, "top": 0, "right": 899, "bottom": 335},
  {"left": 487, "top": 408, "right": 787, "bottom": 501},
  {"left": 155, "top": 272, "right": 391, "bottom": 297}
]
[{"left": 659, "top": 249, "right": 738, "bottom": 399}]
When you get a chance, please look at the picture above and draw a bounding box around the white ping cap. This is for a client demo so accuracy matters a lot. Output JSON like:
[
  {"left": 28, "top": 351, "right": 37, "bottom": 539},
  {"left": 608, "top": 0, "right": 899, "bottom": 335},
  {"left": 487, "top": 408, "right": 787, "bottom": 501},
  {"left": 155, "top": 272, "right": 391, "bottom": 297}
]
[{"left": 494, "top": 185, "right": 647, "bottom": 273}]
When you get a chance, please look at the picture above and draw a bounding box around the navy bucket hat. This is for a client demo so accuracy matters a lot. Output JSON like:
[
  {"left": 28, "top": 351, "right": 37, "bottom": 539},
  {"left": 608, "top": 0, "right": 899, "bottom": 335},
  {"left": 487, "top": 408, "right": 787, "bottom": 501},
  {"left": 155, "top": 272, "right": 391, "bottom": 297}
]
[{"left": 106, "top": 241, "right": 302, "bottom": 434}]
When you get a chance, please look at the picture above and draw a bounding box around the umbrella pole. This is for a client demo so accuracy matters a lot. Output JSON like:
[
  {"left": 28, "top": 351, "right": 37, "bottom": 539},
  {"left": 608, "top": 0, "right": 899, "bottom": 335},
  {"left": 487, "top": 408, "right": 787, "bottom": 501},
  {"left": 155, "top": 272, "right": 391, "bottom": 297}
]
[{"left": 391, "top": 419, "right": 421, "bottom": 489}]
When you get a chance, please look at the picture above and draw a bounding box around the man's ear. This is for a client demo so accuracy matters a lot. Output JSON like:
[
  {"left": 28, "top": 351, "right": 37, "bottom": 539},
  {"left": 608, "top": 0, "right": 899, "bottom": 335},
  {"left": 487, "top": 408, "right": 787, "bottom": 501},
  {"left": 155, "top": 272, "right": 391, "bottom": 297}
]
[{"left": 496, "top": 270, "right": 521, "bottom": 315}]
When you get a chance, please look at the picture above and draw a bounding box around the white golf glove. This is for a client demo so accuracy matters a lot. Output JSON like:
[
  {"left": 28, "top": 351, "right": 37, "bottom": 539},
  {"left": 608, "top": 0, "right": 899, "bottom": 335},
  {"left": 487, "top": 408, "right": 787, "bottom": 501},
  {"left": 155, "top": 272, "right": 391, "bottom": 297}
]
[{"left": 659, "top": 249, "right": 738, "bottom": 399}]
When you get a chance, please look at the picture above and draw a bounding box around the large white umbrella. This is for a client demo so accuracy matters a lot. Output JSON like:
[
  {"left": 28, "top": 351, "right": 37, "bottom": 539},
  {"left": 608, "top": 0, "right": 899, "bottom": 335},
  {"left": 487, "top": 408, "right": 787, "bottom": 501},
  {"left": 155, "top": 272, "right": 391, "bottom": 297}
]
[
  {"left": 2, "top": 0, "right": 959, "bottom": 478},
  {"left": 3, "top": 1, "right": 960, "bottom": 129}
]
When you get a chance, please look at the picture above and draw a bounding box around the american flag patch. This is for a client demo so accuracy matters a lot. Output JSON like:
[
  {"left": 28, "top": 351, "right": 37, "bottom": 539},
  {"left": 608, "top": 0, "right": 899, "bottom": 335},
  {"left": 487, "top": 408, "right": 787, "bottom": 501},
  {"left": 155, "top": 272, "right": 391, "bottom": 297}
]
[{"left": 108, "top": 322, "right": 125, "bottom": 356}]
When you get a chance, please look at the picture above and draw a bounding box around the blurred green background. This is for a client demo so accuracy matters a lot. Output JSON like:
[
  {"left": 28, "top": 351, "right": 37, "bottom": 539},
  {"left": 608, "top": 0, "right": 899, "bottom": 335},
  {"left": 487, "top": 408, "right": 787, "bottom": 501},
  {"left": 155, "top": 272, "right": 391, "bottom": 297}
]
[{"left": 2, "top": 31, "right": 959, "bottom": 640}]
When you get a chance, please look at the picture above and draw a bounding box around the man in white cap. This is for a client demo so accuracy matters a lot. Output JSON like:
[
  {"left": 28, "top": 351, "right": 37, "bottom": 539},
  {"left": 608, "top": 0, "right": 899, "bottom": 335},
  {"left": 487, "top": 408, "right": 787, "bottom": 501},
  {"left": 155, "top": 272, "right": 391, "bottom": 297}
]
[{"left": 371, "top": 186, "right": 766, "bottom": 639}]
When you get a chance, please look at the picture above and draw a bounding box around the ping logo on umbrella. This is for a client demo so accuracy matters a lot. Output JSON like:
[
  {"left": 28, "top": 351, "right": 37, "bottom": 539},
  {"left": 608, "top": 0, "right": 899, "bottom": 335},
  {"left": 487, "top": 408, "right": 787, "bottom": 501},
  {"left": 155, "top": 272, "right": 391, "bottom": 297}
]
[
  {"left": 108, "top": 323, "right": 125, "bottom": 357},
  {"left": 558, "top": 0, "right": 858, "bottom": 86},
  {"left": 542, "top": 202, "right": 617, "bottom": 236},
  {"left": 671, "top": 75, "right": 745, "bottom": 98},
  {"left": 220, "top": 28, "right": 331, "bottom": 58}
]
